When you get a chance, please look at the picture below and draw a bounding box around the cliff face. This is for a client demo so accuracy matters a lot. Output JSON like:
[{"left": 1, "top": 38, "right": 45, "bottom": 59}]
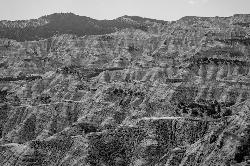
[{"left": 0, "top": 14, "right": 250, "bottom": 166}]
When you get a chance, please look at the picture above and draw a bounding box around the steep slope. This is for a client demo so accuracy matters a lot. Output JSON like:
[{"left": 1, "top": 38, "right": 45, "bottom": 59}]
[{"left": 0, "top": 14, "right": 250, "bottom": 166}]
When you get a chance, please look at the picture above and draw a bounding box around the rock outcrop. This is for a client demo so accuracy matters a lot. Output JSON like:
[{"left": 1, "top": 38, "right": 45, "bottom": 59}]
[{"left": 0, "top": 13, "right": 250, "bottom": 166}]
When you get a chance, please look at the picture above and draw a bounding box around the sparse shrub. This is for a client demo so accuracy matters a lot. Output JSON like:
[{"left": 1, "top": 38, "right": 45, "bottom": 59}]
[{"left": 86, "top": 126, "right": 146, "bottom": 166}]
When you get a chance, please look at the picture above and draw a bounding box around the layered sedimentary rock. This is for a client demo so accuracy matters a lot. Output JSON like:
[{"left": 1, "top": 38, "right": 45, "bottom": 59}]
[{"left": 0, "top": 13, "right": 250, "bottom": 166}]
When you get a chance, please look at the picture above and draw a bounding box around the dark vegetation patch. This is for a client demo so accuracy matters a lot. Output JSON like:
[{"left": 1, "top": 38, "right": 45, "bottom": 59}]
[
  {"left": 176, "top": 100, "right": 233, "bottom": 118},
  {"left": 86, "top": 126, "right": 146, "bottom": 166}
]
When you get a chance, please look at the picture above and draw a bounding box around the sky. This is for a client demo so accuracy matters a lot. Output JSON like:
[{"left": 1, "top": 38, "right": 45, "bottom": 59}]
[{"left": 0, "top": 0, "right": 250, "bottom": 21}]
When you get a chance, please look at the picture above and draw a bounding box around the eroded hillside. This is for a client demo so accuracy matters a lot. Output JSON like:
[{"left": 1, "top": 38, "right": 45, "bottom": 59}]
[{"left": 0, "top": 14, "right": 250, "bottom": 166}]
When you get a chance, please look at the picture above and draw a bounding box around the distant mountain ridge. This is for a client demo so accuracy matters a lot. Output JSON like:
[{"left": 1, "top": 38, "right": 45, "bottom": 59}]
[
  {"left": 1, "top": 13, "right": 250, "bottom": 42},
  {"left": 0, "top": 13, "right": 169, "bottom": 41}
]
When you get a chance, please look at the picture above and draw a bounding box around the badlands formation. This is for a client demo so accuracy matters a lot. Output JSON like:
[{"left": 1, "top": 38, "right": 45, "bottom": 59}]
[{"left": 0, "top": 13, "right": 250, "bottom": 166}]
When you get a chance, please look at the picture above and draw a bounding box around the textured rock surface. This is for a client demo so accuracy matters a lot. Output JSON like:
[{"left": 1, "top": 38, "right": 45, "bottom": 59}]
[{"left": 0, "top": 13, "right": 250, "bottom": 166}]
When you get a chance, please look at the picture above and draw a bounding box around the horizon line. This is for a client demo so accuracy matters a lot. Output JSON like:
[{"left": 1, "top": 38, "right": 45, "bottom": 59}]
[{"left": 0, "top": 12, "right": 250, "bottom": 22}]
